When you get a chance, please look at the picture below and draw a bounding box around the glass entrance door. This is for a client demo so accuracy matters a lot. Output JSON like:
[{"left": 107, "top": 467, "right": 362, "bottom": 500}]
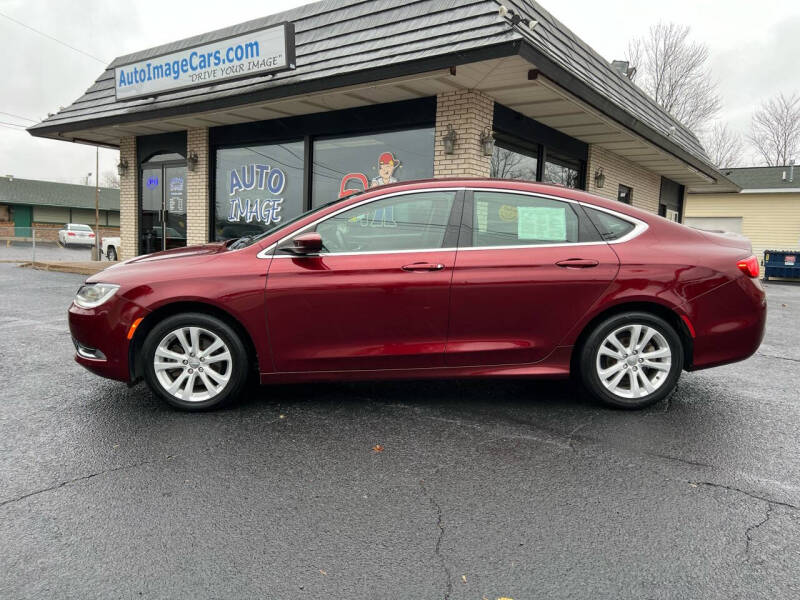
[{"left": 140, "top": 162, "right": 187, "bottom": 254}]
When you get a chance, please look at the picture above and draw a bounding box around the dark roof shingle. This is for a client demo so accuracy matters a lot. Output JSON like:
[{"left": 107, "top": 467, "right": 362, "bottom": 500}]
[
  {"left": 29, "top": 0, "right": 715, "bottom": 177},
  {"left": 722, "top": 166, "right": 800, "bottom": 190}
]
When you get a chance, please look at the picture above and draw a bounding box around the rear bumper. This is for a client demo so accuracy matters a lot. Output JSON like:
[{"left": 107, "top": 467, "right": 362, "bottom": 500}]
[
  {"left": 684, "top": 277, "right": 767, "bottom": 370},
  {"left": 68, "top": 295, "right": 148, "bottom": 382}
]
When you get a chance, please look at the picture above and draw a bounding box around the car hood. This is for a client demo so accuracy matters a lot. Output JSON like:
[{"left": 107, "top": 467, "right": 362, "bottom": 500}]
[{"left": 87, "top": 243, "right": 229, "bottom": 285}]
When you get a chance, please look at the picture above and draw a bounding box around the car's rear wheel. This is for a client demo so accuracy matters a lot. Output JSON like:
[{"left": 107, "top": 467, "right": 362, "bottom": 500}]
[
  {"left": 579, "top": 312, "right": 683, "bottom": 409},
  {"left": 142, "top": 313, "right": 249, "bottom": 411}
]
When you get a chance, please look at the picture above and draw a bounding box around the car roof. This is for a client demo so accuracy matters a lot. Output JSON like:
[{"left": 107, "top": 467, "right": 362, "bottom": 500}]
[{"left": 348, "top": 178, "right": 659, "bottom": 222}]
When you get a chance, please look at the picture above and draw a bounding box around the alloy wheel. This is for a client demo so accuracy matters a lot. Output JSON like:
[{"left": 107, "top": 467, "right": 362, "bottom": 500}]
[
  {"left": 153, "top": 326, "right": 232, "bottom": 402},
  {"left": 595, "top": 324, "right": 671, "bottom": 399}
]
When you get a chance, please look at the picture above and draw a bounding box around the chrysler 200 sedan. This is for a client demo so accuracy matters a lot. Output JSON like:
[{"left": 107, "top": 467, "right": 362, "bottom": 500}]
[{"left": 68, "top": 179, "right": 766, "bottom": 411}]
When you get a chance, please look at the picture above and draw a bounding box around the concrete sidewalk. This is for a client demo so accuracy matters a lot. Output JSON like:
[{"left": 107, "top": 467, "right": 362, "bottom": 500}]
[{"left": 18, "top": 260, "right": 112, "bottom": 276}]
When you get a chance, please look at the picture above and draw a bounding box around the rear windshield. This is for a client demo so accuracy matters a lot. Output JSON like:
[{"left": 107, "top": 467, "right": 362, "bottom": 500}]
[{"left": 70, "top": 224, "right": 93, "bottom": 232}]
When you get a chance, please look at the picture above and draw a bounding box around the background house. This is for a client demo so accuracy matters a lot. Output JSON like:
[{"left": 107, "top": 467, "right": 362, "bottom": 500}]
[
  {"left": 0, "top": 175, "right": 120, "bottom": 241},
  {"left": 685, "top": 165, "right": 800, "bottom": 258}
]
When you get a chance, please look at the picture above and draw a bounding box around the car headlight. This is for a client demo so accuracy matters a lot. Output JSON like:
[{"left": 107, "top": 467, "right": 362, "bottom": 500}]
[{"left": 74, "top": 283, "right": 120, "bottom": 309}]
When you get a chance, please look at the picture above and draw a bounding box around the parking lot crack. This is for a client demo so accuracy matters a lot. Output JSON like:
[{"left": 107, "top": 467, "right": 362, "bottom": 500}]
[
  {"left": 690, "top": 481, "right": 799, "bottom": 511},
  {"left": 745, "top": 503, "right": 773, "bottom": 557},
  {"left": 756, "top": 352, "right": 800, "bottom": 364},
  {"left": 419, "top": 479, "right": 452, "bottom": 600},
  {"left": 0, "top": 460, "right": 155, "bottom": 510},
  {"left": 690, "top": 481, "right": 798, "bottom": 561}
]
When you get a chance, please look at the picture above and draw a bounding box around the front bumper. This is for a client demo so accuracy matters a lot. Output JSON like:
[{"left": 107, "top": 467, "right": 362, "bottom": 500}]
[{"left": 68, "top": 295, "right": 148, "bottom": 382}]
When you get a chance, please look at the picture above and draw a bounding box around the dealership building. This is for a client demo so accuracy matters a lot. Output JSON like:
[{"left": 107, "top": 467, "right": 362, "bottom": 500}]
[{"left": 28, "top": 0, "right": 736, "bottom": 260}]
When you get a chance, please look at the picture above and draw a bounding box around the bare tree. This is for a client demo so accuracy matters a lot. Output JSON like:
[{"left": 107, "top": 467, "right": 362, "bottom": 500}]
[
  {"left": 101, "top": 170, "right": 120, "bottom": 189},
  {"left": 701, "top": 122, "right": 744, "bottom": 167},
  {"left": 490, "top": 147, "right": 536, "bottom": 180},
  {"left": 626, "top": 22, "right": 721, "bottom": 132},
  {"left": 749, "top": 92, "right": 800, "bottom": 166}
]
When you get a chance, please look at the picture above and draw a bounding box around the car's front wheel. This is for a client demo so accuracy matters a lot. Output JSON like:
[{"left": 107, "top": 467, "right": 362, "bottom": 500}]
[
  {"left": 142, "top": 313, "right": 249, "bottom": 411},
  {"left": 579, "top": 312, "right": 683, "bottom": 409}
]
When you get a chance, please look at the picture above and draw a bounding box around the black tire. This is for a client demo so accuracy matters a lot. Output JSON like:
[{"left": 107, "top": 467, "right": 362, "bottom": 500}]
[
  {"left": 579, "top": 311, "right": 684, "bottom": 409},
  {"left": 142, "top": 312, "right": 249, "bottom": 411},
  {"left": 107, "top": 246, "right": 117, "bottom": 261}
]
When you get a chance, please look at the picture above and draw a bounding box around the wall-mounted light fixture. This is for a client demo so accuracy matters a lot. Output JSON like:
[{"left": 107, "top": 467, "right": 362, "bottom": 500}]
[
  {"left": 594, "top": 167, "right": 605, "bottom": 188},
  {"left": 116, "top": 158, "right": 128, "bottom": 177},
  {"left": 443, "top": 126, "right": 457, "bottom": 155},
  {"left": 480, "top": 128, "right": 495, "bottom": 156},
  {"left": 187, "top": 151, "right": 199, "bottom": 172}
]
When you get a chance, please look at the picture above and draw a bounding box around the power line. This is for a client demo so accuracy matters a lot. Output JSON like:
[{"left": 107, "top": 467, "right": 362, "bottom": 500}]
[
  {"left": 0, "top": 11, "right": 107, "bottom": 65},
  {"left": 0, "top": 111, "right": 37, "bottom": 123},
  {"left": 0, "top": 120, "right": 27, "bottom": 128}
]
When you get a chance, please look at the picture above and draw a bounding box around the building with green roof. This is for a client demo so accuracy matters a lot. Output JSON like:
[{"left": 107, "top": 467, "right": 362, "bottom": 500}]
[{"left": 0, "top": 175, "right": 120, "bottom": 239}]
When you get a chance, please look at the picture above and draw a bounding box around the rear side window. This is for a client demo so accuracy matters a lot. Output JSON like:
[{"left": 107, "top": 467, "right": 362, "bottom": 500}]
[
  {"left": 583, "top": 207, "right": 636, "bottom": 241},
  {"left": 469, "top": 191, "right": 599, "bottom": 247}
]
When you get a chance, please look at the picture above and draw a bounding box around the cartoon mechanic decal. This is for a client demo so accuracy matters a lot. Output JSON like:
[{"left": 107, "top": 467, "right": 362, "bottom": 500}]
[{"left": 371, "top": 152, "right": 400, "bottom": 187}]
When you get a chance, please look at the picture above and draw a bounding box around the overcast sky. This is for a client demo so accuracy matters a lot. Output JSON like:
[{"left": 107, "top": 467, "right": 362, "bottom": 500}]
[{"left": 1, "top": 0, "right": 798, "bottom": 184}]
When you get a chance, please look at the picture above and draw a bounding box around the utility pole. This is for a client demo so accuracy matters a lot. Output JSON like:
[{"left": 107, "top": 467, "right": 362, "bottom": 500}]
[{"left": 93, "top": 147, "right": 99, "bottom": 261}]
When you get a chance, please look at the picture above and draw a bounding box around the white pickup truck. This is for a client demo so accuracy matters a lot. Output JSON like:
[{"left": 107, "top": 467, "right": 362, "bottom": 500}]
[{"left": 101, "top": 236, "right": 121, "bottom": 261}]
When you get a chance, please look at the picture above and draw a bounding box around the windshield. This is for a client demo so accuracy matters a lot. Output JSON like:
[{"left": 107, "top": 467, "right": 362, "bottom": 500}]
[
  {"left": 71, "top": 224, "right": 93, "bottom": 232},
  {"left": 229, "top": 194, "right": 359, "bottom": 249}
]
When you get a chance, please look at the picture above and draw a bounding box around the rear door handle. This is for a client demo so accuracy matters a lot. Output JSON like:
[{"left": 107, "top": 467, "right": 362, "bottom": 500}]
[
  {"left": 555, "top": 258, "right": 599, "bottom": 268},
  {"left": 402, "top": 262, "right": 445, "bottom": 272}
]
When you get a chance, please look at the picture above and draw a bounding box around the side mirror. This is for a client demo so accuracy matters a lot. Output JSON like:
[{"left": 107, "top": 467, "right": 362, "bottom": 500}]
[{"left": 290, "top": 232, "right": 323, "bottom": 255}]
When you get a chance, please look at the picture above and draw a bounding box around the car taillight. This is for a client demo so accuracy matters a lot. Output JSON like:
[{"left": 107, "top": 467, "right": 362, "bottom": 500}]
[
  {"left": 67, "top": 232, "right": 76, "bottom": 236},
  {"left": 737, "top": 255, "right": 759, "bottom": 278},
  {"left": 89, "top": 233, "right": 95, "bottom": 237}
]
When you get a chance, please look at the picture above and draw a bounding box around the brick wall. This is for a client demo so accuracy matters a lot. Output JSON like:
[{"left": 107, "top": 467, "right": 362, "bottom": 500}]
[
  {"left": 186, "top": 128, "right": 210, "bottom": 246},
  {"left": 585, "top": 145, "right": 661, "bottom": 214},
  {"left": 434, "top": 90, "right": 494, "bottom": 178},
  {"left": 119, "top": 136, "right": 138, "bottom": 260}
]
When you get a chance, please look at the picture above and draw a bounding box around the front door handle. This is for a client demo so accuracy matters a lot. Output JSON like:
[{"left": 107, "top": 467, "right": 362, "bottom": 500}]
[
  {"left": 402, "top": 262, "right": 445, "bottom": 272},
  {"left": 555, "top": 258, "right": 599, "bottom": 268}
]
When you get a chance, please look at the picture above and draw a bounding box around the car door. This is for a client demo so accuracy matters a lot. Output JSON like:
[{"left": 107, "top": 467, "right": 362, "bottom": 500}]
[
  {"left": 265, "top": 189, "right": 462, "bottom": 373},
  {"left": 446, "top": 189, "right": 619, "bottom": 367}
]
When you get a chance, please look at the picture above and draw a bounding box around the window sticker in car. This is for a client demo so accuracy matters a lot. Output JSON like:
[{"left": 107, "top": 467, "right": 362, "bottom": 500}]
[
  {"left": 498, "top": 204, "right": 518, "bottom": 222},
  {"left": 518, "top": 206, "right": 567, "bottom": 241},
  {"left": 476, "top": 201, "right": 489, "bottom": 232}
]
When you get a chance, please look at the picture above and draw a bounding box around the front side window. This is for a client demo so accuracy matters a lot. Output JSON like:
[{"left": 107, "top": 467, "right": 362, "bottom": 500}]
[
  {"left": 214, "top": 142, "right": 304, "bottom": 241},
  {"left": 313, "top": 191, "right": 455, "bottom": 254},
  {"left": 470, "top": 191, "right": 598, "bottom": 247}
]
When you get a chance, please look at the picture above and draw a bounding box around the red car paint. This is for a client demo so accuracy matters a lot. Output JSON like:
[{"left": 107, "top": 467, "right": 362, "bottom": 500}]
[{"left": 68, "top": 179, "right": 766, "bottom": 386}]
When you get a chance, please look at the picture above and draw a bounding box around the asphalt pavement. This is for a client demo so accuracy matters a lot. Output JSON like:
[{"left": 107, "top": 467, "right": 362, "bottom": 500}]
[{"left": 1, "top": 262, "right": 798, "bottom": 599}]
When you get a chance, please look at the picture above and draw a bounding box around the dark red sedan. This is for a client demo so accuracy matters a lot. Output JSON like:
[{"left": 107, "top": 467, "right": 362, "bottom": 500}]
[{"left": 69, "top": 179, "right": 766, "bottom": 410}]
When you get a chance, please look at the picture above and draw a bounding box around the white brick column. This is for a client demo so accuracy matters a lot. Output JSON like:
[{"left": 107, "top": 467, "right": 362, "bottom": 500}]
[
  {"left": 586, "top": 145, "right": 661, "bottom": 214},
  {"left": 119, "top": 136, "right": 138, "bottom": 260},
  {"left": 186, "top": 127, "right": 210, "bottom": 246},
  {"left": 434, "top": 90, "right": 494, "bottom": 178}
]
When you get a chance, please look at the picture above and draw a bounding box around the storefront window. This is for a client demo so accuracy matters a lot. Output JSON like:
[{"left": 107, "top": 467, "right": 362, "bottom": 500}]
[
  {"left": 214, "top": 142, "right": 304, "bottom": 240},
  {"left": 311, "top": 128, "right": 435, "bottom": 207},
  {"left": 543, "top": 154, "right": 581, "bottom": 188},
  {"left": 490, "top": 144, "right": 538, "bottom": 181}
]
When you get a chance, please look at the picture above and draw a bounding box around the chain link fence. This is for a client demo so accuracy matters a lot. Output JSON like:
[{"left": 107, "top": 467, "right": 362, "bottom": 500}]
[{"left": 0, "top": 225, "right": 120, "bottom": 263}]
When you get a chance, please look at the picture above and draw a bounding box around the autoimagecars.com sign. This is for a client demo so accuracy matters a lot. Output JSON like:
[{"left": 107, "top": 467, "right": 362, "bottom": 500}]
[{"left": 114, "top": 23, "right": 295, "bottom": 100}]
